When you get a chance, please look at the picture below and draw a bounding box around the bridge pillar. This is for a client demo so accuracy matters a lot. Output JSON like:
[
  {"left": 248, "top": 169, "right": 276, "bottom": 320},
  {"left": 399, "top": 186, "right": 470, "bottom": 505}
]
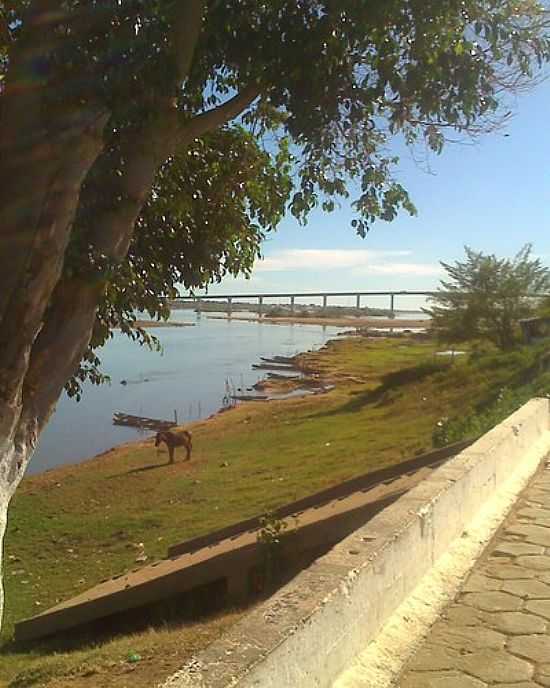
[
  {"left": 227, "top": 297, "right": 233, "bottom": 318},
  {"left": 290, "top": 295, "right": 295, "bottom": 314},
  {"left": 356, "top": 294, "right": 361, "bottom": 311},
  {"left": 196, "top": 298, "right": 202, "bottom": 316},
  {"left": 390, "top": 294, "right": 395, "bottom": 318},
  {"left": 322, "top": 295, "right": 328, "bottom": 313},
  {"left": 258, "top": 296, "right": 263, "bottom": 318}
]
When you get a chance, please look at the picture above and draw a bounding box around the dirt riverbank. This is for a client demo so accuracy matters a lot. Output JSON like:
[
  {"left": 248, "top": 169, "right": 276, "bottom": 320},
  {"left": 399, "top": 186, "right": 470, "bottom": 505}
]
[{"left": 207, "top": 314, "right": 430, "bottom": 329}]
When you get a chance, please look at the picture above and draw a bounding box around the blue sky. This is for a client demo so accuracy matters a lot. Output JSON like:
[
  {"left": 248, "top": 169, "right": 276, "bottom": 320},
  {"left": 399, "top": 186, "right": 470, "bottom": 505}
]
[{"left": 213, "top": 81, "right": 550, "bottom": 308}]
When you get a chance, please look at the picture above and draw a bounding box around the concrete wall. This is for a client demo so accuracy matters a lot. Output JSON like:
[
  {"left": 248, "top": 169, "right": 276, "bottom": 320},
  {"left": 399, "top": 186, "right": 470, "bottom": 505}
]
[
  {"left": 168, "top": 440, "right": 472, "bottom": 558},
  {"left": 161, "top": 398, "right": 550, "bottom": 688}
]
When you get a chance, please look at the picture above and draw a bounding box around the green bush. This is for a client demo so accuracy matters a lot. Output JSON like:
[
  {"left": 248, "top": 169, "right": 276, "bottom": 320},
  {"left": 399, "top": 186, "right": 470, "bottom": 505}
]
[{"left": 433, "top": 344, "right": 550, "bottom": 447}]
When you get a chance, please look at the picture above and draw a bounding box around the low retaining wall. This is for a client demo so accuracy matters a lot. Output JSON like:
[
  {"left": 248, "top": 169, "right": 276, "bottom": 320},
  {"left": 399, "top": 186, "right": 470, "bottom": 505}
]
[
  {"left": 161, "top": 398, "right": 550, "bottom": 688},
  {"left": 168, "top": 439, "right": 472, "bottom": 558}
]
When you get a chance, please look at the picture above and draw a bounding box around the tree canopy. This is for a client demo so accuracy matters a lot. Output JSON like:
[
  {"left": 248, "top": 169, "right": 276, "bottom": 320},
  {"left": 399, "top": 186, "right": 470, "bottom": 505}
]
[
  {"left": 0, "top": 0, "right": 550, "bottom": 627},
  {"left": 4, "top": 0, "right": 548, "bottom": 394},
  {"left": 426, "top": 245, "right": 550, "bottom": 349}
]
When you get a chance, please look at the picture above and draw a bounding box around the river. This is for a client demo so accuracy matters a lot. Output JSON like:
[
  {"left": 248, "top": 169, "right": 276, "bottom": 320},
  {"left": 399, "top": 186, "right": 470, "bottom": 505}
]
[{"left": 30, "top": 312, "right": 346, "bottom": 475}]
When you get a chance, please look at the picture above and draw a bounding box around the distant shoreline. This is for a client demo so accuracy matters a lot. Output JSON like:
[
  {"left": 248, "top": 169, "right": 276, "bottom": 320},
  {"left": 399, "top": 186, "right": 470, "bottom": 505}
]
[
  {"left": 119, "top": 319, "right": 195, "bottom": 329},
  {"left": 207, "top": 314, "right": 430, "bottom": 329},
  {"left": 169, "top": 300, "right": 394, "bottom": 318}
]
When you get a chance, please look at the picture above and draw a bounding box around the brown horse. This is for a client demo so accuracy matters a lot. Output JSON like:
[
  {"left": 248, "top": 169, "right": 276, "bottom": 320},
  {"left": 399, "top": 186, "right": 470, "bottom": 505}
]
[{"left": 154, "top": 429, "right": 192, "bottom": 463}]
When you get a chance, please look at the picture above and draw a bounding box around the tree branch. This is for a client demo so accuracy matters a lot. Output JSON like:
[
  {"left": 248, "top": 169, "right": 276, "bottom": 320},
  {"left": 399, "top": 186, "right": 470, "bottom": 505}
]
[
  {"left": 22, "top": 277, "right": 103, "bottom": 433},
  {"left": 88, "top": 86, "right": 260, "bottom": 257},
  {"left": 171, "top": 0, "right": 206, "bottom": 82},
  {"left": 21, "top": 83, "right": 261, "bottom": 428},
  {"left": 179, "top": 85, "right": 261, "bottom": 143}
]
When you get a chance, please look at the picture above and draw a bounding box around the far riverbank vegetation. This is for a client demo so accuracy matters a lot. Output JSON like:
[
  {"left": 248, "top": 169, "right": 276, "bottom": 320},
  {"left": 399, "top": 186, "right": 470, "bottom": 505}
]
[{"left": 169, "top": 299, "right": 395, "bottom": 319}]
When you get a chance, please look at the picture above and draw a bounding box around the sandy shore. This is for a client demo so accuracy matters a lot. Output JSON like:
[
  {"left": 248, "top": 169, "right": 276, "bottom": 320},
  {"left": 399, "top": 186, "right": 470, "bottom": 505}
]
[{"left": 207, "top": 314, "right": 430, "bottom": 329}]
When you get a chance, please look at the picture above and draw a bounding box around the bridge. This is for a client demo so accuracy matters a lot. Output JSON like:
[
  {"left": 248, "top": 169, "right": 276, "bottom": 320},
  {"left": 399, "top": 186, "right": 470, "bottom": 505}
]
[{"left": 171, "top": 290, "right": 438, "bottom": 317}]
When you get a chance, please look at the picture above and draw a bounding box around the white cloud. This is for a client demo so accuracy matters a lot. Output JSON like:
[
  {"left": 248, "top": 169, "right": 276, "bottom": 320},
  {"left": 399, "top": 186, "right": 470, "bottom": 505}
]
[
  {"left": 352, "top": 262, "right": 443, "bottom": 277},
  {"left": 254, "top": 248, "right": 441, "bottom": 277}
]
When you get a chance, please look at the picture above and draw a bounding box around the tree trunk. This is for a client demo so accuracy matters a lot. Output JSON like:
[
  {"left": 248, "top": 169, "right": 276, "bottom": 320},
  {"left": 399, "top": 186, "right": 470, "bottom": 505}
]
[
  {"left": 0, "top": 0, "right": 258, "bottom": 631},
  {"left": 0, "top": 417, "right": 34, "bottom": 626},
  {"left": 0, "top": 478, "right": 10, "bottom": 629},
  {"left": 0, "top": 45, "right": 109, "bottom": 632}
]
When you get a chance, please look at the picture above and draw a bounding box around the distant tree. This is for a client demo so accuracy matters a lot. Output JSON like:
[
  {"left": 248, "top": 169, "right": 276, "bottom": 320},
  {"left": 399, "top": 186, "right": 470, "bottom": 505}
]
[
  {"left": 426, "top": 245, "right": 550, "bottom": 349},
  {"left": 0, "top": 0, "right": 550, "bottom": 628}
]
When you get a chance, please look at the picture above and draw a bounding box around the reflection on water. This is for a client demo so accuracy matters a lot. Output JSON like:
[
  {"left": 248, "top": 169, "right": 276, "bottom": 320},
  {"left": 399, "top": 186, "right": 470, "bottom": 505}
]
[{"left": 31, "top": 312, "right": 345, "bottom": 475}]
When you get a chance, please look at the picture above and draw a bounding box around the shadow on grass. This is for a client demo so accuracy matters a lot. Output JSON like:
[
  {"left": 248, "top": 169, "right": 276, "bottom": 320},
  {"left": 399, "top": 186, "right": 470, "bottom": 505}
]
[
  {"left": 1, "top": 578, "right": 232, "bottom": 659},
  {"left": 106, "top": 457, "right": 175, "bottom": 479},
  {"left": 311, "top": 360, "right": 449, "bottom": 419},
  {"left": 124, "top": 461, "right": 172, "bottom": 475}
]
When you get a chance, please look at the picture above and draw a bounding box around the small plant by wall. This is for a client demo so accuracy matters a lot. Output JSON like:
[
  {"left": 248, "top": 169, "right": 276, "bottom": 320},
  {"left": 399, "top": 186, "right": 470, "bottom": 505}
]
[{"left": 254, "top": 512, "right": 295, "bottom": 593}]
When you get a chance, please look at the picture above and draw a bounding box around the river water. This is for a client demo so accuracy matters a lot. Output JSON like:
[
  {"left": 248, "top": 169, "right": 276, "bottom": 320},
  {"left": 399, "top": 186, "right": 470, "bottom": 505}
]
[{"left": 30, "top": 312, "right": 346, "bottom": 475}]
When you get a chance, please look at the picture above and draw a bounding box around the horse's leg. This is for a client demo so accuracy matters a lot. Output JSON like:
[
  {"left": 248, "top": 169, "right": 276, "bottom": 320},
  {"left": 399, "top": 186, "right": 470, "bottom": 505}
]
[
  {"left": 185, "top": 439, "right": 192, "bottom": 461},
  {"left": 168, "top": 443, "right": 175, "bottom": 463}
]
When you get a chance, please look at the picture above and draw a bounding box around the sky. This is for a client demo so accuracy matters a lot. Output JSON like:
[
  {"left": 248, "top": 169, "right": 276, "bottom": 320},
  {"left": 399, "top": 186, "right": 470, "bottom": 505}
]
[{"left": 208, "top": 81, "right": 550, "bottom": 310}]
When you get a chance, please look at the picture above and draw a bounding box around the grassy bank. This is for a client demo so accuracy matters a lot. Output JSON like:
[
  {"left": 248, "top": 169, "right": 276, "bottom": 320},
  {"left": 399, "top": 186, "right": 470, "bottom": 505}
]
[{"left": 2, "top": 335, "right": 549, "bottom": 687}]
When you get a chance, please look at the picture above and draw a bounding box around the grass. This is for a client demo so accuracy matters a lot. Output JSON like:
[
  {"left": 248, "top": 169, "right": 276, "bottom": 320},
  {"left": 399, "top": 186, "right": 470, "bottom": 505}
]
[
  {"left": 1, "top": 335, "right": 548, "bottom": 687},
  {"left": 2, "top": 611, "right": 245, "bottom": 688}
]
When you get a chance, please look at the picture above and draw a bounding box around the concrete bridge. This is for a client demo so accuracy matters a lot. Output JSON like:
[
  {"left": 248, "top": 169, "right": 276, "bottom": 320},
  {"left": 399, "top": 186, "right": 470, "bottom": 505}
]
[{"left": 172, "top": 290, "right": 439, "bottom": 317}]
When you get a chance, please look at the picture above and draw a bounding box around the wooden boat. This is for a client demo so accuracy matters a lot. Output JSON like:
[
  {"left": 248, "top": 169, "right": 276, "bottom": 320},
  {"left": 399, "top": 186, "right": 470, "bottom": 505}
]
[
  {"left": 113, "top": 412, "right": 176, "bottom": 431},
  {"left": 259, "top": 355, "right": 296, "bottom": 364},
  {"left": 251, "top": 363, "right": 299, "bottom": 372},
  {"left": 266, "top": 372, "right": 301, "bottom": 380}
]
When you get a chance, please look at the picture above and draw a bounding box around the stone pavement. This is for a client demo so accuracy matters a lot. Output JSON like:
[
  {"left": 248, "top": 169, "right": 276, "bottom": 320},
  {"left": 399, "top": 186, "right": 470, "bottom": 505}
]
[{"left": 398, "top": 459, "right": 550, "bottom": 688}]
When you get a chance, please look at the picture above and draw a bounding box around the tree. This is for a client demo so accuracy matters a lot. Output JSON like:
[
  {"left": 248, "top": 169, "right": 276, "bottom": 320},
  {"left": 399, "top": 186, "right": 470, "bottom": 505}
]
[
  {"left": 426, "top": 245, "right": 550, "bottom": 349},
  {"left": 0, "top": 0, "right": 549, "bottom": 628}
]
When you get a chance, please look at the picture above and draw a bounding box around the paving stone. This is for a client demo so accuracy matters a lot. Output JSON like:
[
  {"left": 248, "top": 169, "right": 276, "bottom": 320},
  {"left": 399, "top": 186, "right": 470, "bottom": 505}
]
[
  {"left": 524, "top": 490, "right": 550, "bottom": 505},
  {"left": 461, "top": 591, "right": 523, "bottom": 612},
  {"left": 457, "top": 649, "right": 533, "bottom": 684},
  {"left": 536, "top": 664, "right": 550, "bottom": 687},
  {"left": 517, "top": 518, "right": 550, "bottom": 530},
  {"left": 492, "top": 542, "right": 544, "bottom": 558},
  {"left": 443, "top": 605, "right": 488, "bottom": 627},
  {"left": 510, "top": 536, "right": 531, "bottom": 543},
  {"left": 517, "top": 507, "right": 550, "bottom": 523},
  {"left": 536, "top": 571, "right": 550, "bottom": 585},
  {"left": 494, "top": 684, "right": 547, "bottom": 688},
  {"left": 525, "top": 599, "right": 550, "bottom": 620},
  {"left": 462, "top": 573, "right": 503, "bottom": 593},
  {"left": 428, "top": 625, "right": 505, "bottom": 652},
  {"left": 399, "top": 468, "right": 550, "bottom": 688},
  {"left": 523, "top": 499, "right": 550, "bottom": 510},
  {"left": 508, "top": 634, "right": 550, "bottom": 663},
  {"left": 502, "top": 579, "right": 550, "bottom": 599},
  {"left": 505, "top": 525, "right": 550, "bottom": 547},
  {"left": 407, "top": 644, "right": 460, "bottom": 672},
  {"left": 485, "top": 555, "right": 514, "bottom": 566},
  {"left": 516, "top": 555, "right": 550, "bottom": 571},
  {"left": 484, "top": 564, "right": 535, "bottom": 580},
  {"left": 399, "top": 671, "right": 487, "bottom": 688},
  {"left": 485, "top": 611, "right": 547, "bottom": 635}
]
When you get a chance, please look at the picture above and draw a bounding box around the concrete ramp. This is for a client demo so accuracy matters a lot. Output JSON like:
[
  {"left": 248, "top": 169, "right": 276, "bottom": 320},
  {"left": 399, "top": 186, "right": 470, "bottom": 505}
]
[{"left": 14, "top": 444, "right": 468, "bottom": 642}]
